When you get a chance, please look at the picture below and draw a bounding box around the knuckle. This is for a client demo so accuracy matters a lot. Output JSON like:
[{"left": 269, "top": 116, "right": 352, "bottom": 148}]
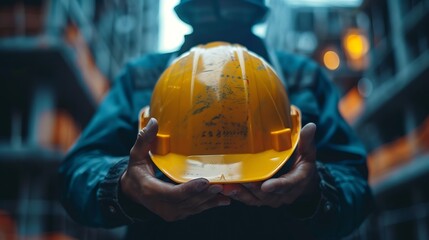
[
  {"left": 138, "top": 128, "right": 148, "bottom": 140},
  {"left": 129, "top": 148, "right": 137, "bottom": 159},
  {"left": 129, "top": 148, "right": 144, "bottom": 162},
  {"left": 176, "top": 184, "right": 193, "bottom": 196},
  {"left": 178, "top": 185, "right": 192, "bottom": 196}
]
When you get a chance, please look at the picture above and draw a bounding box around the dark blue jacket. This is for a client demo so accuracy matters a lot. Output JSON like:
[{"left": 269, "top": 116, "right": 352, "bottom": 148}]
[{"left": 59, "top": 51, "right": 372, "bottom": 239}]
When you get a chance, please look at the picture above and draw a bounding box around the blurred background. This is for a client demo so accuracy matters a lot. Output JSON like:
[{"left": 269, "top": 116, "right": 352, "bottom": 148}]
[{"left": 0, "top": 0, "right": 428, "bottom": 239}]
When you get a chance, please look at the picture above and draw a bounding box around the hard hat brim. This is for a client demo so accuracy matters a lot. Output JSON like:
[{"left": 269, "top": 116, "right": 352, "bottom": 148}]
[{"left": 150, "top": 106, "right": 301, "bottom": 183}]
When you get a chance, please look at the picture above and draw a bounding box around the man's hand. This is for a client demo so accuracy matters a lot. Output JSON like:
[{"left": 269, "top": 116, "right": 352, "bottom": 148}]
[
  {"left": 222, "top": 123, "right": 320, "bottom": 208},
  {"left": 120, "top": 118, "right": 230, "bottom": 222}
]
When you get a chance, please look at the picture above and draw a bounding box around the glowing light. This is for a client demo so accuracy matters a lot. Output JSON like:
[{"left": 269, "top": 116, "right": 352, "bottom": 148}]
[
  {"left": 323, "top": 50, "right": 340, "bottom": 70},
  {"left": 159, "top": 0, "right": 192, "bottom": 52},
  {"left": 344, "top": 31, "right": 369, "bottom": 60}
]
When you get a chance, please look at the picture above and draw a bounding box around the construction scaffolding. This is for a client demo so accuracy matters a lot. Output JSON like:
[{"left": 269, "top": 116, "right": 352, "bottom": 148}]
[{"left": 0, "top": 0, "right": 159, "bottom": 239}]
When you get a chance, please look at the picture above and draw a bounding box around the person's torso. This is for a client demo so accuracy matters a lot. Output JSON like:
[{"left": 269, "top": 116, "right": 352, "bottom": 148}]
[{"left": 122, "top": 51, "right": 321, "bottom": 240}]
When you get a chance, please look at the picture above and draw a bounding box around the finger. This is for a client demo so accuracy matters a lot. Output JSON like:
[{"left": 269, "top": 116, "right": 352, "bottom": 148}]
[
  {"left": 261, "top": 177, "right": 295, "bottom": 194},
  {"left": 186, "top": 194, "right": 231, "bottom": 218},
  {"left": 261, "top": 156, "right": 315, "bottom": 191},
  {"left": 222, "top": 184, "right": 241, "bottom": 195},
  {"left": 130, "top": 118, "right": 159, "bottom": 164},
  {"left": 222, "top": 184, "right": 260, "bottom": 206},
  {"left": 153, "top": 178, "right": 211, "bottom": 202},
  {"left": 277, "top": 184, "right": 307, "bottom": 204},
  {"left": 260, "top": 124, "right": 317, "bottom": 193},
  {"left": 298, "top": 123, "right": 316, "bottom": 158},
  {"left": 242, "top": 182, "right": 267, "bottom": 200},
  {"left": 179, "top": 184, "right": 224, "bottom": 209},
  {"left": 174, "top": 178, "right": 211, "bottom": 199},
  {"left": 242, "top": 183, "right": 288, "bottom": 208}
]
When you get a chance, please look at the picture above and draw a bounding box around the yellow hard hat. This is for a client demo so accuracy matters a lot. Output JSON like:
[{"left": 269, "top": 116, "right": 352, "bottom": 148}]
[{"left": 139, "top": 42, "right": 301, "bottom": 183}]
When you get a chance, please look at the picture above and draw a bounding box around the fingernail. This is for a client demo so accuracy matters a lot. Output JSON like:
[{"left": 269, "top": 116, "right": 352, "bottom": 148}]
[
  {"left": 139, "top": 119, "right": 155, "bottom": 137},
  {"left": 145, "top": 118, "right": 155, "bottom": 130}
]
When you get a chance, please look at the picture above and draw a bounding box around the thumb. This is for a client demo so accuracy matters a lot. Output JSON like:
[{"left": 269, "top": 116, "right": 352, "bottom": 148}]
[
  {"left": 130, "top": 118, "right": 159, "bottom": 164},
  {"left": 298, "top": 122, "right": 316, "bottom": 159}
]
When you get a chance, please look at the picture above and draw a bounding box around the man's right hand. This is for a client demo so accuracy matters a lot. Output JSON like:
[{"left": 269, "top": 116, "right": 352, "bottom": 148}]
[{"left": 120, "top": 118, "right": 230, "bottom": 222}]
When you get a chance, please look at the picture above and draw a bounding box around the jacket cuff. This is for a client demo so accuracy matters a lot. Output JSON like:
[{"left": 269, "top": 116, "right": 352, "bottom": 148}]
[
  {"left": 97, "top": 157, "right": 135, "bottom": 226},
  {"left": 288, "top": 161, "right": 340, "bottom": 227},
  {"left": 98, "top": 157, "right": 162, "bottom": 226}
]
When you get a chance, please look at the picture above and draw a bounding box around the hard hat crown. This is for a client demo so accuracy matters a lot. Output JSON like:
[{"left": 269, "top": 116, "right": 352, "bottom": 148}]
[{"left": 140, "top": 42, "right": 301, "bottom": 183}]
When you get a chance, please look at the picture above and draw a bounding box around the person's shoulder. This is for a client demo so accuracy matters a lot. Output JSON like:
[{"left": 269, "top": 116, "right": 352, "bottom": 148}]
[
  {"left": 116, "top": 52, "right": 175, "bottom": 88},
  {"left": 274, "top": 50, "right": 326, "bottom": 90},
  {"left": 275, "top": 50, "right": 320, "bottom": 73}
]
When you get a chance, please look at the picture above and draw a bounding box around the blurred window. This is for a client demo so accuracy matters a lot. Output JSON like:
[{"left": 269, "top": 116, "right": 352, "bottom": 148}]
[{"left": 158, "top": 0, "right": 192, "bottom": 52}]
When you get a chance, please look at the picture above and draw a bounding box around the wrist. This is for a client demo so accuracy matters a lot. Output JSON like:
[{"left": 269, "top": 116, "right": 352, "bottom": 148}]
[
  {"left": 296, "top": 164, "right": 321, "bottom": 204},
  {"left": 117, "top": 167, "right": 161, "bottom": 222},
  {"left": 97, "top": 157, "right": 135, "bottom": 226},
  {"left": 119, "top": 169, "right": 139, "bottom": 204}
]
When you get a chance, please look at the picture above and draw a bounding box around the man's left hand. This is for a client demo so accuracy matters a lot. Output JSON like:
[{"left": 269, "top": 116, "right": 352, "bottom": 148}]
[{"left": 222, "top": 123, "right": 320, "bottom": 208}]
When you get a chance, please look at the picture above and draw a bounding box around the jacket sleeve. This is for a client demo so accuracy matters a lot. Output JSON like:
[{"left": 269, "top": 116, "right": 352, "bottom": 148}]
[
  {"left": 287, "top": 59, "right": 373, "bottom": 238},
  {"left": 59, "top": 64, "right": 156, "bottom": 227}
]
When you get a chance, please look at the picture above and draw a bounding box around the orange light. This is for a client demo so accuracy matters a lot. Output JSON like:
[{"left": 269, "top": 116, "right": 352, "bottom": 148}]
[
  {"left": 323, "top": 50, "right": 340, "bottom": 70},
  {"left": 344, "top": 30, "right": 369, "bottom": 60},
  {"left": 339, "top": 87, "right": 364, "bottom": 124}
]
